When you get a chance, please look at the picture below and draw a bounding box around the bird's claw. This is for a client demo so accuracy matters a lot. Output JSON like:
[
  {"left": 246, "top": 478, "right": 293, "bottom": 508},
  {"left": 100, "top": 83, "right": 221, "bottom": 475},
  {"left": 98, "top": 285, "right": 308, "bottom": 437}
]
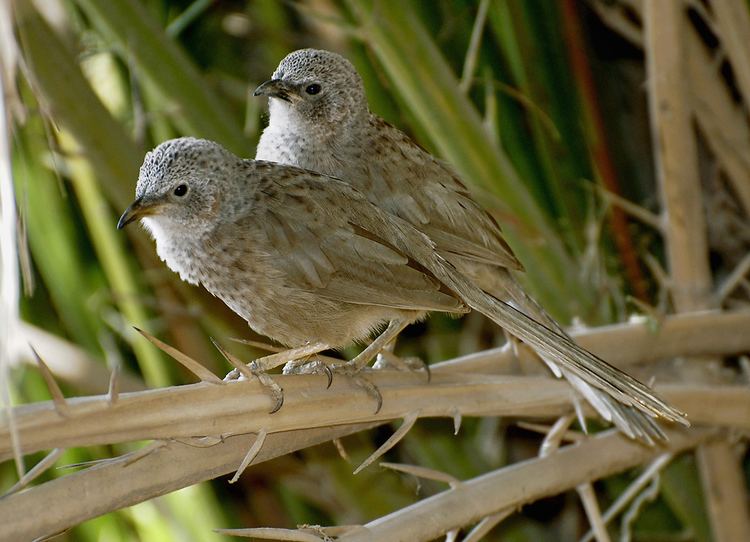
[
  {"left": 222, "top": 361, "right": 283, "bottom": 413},
  {"left": 373, "top": 351, "right": 430, "bottom": 382},
  {"left": 283, "top": 358, "right": 336, "bottom": 389},
  {"left": 285, "top": 358, "right": 383, "bottom": 412},
  {"left": 326, "top": 362, "right": 382, "bottom": 413},
  {"left": 223, "top": 368, "right": 241, "bottom": 382},
  {"left": 256, "top": 371, "right": 284, "bottom": 413},
  {"left": 355, "top": 374, "right": 383, "bottom": 414}
]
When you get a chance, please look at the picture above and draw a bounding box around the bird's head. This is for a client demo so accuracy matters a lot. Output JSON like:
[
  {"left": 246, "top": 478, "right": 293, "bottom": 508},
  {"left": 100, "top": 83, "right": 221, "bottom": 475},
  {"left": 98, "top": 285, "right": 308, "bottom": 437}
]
[
  {"left": 254, "top": 49, "right": 368, "bottom": 134},
  {"left": 117, "top": 137, "right": 237, "bottom": 235}
]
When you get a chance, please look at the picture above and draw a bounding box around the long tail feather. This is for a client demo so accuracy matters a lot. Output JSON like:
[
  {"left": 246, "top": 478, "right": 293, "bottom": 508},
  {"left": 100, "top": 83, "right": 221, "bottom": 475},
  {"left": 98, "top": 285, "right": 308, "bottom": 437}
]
[{"left": 433, "top": 262, "right": 688, "bottom": 438}]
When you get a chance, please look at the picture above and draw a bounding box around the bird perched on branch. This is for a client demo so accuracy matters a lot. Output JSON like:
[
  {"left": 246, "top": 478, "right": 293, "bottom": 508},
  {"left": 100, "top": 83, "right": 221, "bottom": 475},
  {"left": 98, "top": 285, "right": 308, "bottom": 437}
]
[
  {"left": 118, "top": 137, "right": 687, "bottom": 443},
  {"left": 253, "top": 48, "right": 684, "bottom": 442}
]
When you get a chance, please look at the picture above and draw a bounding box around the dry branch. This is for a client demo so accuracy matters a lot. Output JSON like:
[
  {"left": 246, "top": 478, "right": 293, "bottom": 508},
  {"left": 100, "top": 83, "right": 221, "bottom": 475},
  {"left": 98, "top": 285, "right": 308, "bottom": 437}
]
[
  {"left": 0, "top": 372, "right": 568, "bottom": 461},
  {"left": 645, "top": 1, "right": 750, "bottom": 539},
  {"left": 2, "top": 371, "right": 749, "bottom": 463},
  {"left": 436, "top": 310, "right": 750, "bottom": 374},
  {"left": 2, "top": 310, "right": 750, "bottom": 460},
  {"left": 696, "top": 439, "right": 750, "bottom": 540},
  {"left": 686, "top": 19, "right": 750, "bottom": 218},
  {"left": 336, "top": 427, "right": 716, "bottom": 542},
  {"left": 644, "top": 0, "right": 711, "bottom": 310},
  {"left": 580, "top": 453, "right": 673, "bottom": 542},
  {"left": 588, "top": 0, "right": 750, "bottom": 217},
  {"left": 1, "top": 310, "right": 748, "bottom": 538},
  {"left": 712, "top": 0, "right": 750, "bottom": 110},
  {"left": 14, "top": 322, "right": 146, "bottom": 393},
  {"left": 0, "top": 423, "right": 377, "bottom": 541}
]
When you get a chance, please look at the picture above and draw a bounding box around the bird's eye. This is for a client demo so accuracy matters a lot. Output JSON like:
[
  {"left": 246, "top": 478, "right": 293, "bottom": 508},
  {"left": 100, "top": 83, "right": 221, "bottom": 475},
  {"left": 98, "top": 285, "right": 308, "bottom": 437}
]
[
  {"left": 305, "top": 84, "right": 321, "bottom": 95},
  {"left": 173, "top": 184, "right": 188, "bottom": 197}
]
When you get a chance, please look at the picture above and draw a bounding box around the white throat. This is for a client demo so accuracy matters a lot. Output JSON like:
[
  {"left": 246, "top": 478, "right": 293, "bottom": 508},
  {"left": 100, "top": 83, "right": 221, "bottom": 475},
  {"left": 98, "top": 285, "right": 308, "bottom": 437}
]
[{"left": 141, "top": 216, "right": 202, "bottom": 285}]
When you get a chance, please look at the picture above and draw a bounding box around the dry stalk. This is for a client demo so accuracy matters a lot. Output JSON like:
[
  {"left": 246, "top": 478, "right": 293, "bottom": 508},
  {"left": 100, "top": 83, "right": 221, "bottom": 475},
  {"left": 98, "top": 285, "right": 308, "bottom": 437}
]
[
  {"left": 539, "top": 413, "right": 577, "bottom": 457},
  {"left": 588, "top": 0, "right": 750, "bottom": 217},
  {"left": 644, "top": 2, "right": 710, "bottom": 308},
  {"left": 593, "top": 185, "right": 662, "bottom": 232},
  {"left": 644, "top": 2, "right": 750, "bottom": 540},
  {"left": 685, "top": 19, "right": 750, "bottom": 217},
  {"left": 214, "top": 527, "right": 324, "bottom": 541},
  {"left": 580, "top": 453, "right": 673, "bottom": 542},
  {"left": 619, "top": 472, "right": 661, "bottom": 542},
  {"left": 14, "top": 322, "right": 146, "bottom": 393},
  {"left": 2, "top": 371, "right": 748, "bottom": 462},
  {"left": 516, "top": 421, "right": 584, "bottom": 443},
  {"left": 712, "top": 0, "right": 750, "bottom": 109},
  {"left": 353, "top": 410, "right": 419, "bottom": 474},
  {"left": 29, "top": 345, "right": 70, "bottom": 417},
  {"left": 0, "top": 423, "right": 378, "bottom": 541},
  {"left": 577, "top": 483, "right": 610, "bottom": 542},
  {"left": 228, "top": 428, "right": 268, "bottom": 484},
  {"left": 380, "top": 462, "right": 460, "bottom": 488},
  {"left": 696, "top": 439, "right": 750, "bottom": 539},
  {"left": 435, "top": 309, "right": 750, "bottom": 374},
  {"left": 0, "top": 447, "right": 63, "bottom": 498},
  {"left": 137, "top": 327, "right": 224, "bottom": 384},
  {"left": 1, "top": 310, "right": 748, "bottom": 537},
  {"left": 586, "top": 0, "right": 643, "bottom": 46},
  {"left": 460, "top": 509, "right": 513, "bottom": 542},
  {"left": 717, "top": 251, "right": 750, "bottom": 304},
  {"left": 335, "top": 427, "right": 716, "bottom": 542}
]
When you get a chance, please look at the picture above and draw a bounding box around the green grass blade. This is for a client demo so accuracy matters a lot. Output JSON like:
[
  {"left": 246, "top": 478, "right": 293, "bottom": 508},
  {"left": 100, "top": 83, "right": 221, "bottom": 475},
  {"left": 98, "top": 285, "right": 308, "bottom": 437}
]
[
  {"left": 344, "top": 0, "right": 594, "bottom": 319},
  {"left": 73, "top": 0, "right": 248, "bottom": 154},
  {"left": 14, "top": 1, "right": 140, "bottom": 209}
]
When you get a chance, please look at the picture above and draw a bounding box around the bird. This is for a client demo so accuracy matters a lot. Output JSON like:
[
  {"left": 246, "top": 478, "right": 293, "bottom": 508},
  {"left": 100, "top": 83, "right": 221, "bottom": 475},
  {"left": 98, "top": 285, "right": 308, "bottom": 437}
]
[
  {"left": 118, "top": 137, "right": 687, "bottom": 442},
  {"left": 253, "top": 48, "right": 682, "bottom": 442}
]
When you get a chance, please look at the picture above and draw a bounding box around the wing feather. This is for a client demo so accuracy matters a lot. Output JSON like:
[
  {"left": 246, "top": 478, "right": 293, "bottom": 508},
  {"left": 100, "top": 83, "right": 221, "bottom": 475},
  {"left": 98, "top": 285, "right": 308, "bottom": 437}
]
[{"left": 249, "top": 180, "right": 466, "bottom": 313}]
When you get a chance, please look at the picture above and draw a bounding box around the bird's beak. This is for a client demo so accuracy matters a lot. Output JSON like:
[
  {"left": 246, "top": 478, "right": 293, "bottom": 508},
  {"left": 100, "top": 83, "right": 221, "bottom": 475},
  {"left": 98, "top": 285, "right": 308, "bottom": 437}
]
[
  {"left": 253, "top": 79, "right": 293, "bottom": 102},
  {"left": 117, "top": 197, "right": 158, "bottom": 229}
]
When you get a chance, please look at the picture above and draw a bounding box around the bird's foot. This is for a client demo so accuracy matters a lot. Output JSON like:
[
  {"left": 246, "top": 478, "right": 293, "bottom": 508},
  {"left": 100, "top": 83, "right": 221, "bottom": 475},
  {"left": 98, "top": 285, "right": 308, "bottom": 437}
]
[
  {"left": 325, "top": 360, "right": 387, "bottom": 413},
  {"left": 221, "top": 360, "right": 285, "bottom": 413},
  {"left": 220, "top": 342, "right": 332, "bottom": 413},
  {"left": 372, "top": 351, "right": 430, "bottom": 382},
  {"left": 284, "top": 357, "right": 383, "bottom": 413},
  {"left": 223, "top": 368, "right": 242, "bottom": 382},
  {"left": 253, "top": 366, "right": 285, "bottom": 414},
  {"left": 282, "top": 357, "right": 334, "bottom": 387}
]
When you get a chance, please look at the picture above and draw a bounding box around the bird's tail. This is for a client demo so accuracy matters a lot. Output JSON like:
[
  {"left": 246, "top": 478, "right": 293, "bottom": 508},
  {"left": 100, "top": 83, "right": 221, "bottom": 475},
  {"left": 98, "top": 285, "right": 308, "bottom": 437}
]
[{"left": 436, "top": 262, "right": 688, "bottom": 443}]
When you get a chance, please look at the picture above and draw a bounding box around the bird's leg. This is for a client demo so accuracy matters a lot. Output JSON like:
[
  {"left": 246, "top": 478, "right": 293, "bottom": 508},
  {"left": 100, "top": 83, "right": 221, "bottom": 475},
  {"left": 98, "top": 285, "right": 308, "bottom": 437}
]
[
  {"left": 330, "top": 319, "right": 407, "bottom": 414},
  {"left": 251, "top": 342, "right": 332, "bottom": 372},
  {"left": 335, "top": 318, "right": 410, "bottom": 374}
]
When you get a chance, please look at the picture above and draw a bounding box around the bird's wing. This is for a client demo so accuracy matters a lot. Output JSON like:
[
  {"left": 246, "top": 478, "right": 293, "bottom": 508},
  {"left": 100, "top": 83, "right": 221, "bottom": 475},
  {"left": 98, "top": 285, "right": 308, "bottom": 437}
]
[
  {"left": 322, "top": 166, "right": 690, "bottom": 440},
  {"left": 245, "top": 167, "right": 467, "bottom": 314},
  {"left": 366, "top": 116, "right": 523, "bottom": 271},
  {"left": 244, "top": 164, "right": 689, "bottom": 441}
]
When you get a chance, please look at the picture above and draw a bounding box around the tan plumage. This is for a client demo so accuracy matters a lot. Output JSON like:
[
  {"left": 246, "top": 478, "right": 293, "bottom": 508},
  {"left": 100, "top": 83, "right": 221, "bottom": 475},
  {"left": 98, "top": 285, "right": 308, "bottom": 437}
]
[
  {"left": 254, "top": 48, "right": 688, "bottom": 442},
  {"left": 120, "top": 138, "right": 688, "bottom": 444}
]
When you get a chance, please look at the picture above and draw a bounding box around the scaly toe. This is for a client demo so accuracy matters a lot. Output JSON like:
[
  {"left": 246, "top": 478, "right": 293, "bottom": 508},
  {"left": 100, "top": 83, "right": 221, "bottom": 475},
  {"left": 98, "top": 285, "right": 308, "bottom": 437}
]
[
  {"left": 373, "top": 351, "right": 430, "bottom": 382},
  {"left": 254, "top": 371, "right": 284, "bottom": 413},
  {"left": 223, "top": 368, "right": 242, "bottom": 382},
  {"left": 353, "top": 374, "right": 383, "bottom": 414},
  {"left": 327, "top": 362, "right": 382, "bottom": 413}
]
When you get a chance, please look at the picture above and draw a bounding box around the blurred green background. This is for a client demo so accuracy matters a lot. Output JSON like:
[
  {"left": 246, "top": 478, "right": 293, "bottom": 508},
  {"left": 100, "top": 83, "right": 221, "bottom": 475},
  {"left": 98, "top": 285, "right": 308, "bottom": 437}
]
[{"left": 4, "top": 0, "right": 743, "bottom": 540}]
